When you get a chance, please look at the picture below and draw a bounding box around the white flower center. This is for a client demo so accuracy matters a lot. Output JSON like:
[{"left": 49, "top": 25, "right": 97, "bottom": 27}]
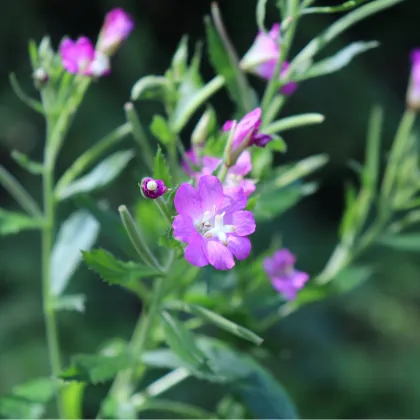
[
  {"left": 226, "top": 173, "right": 243, "bottom": 187},
  {"left": 146, "top": 180, "right": 158, "bottom": 191},
  {"left": 200, "top": 211, "right": 235, "bottom": 245}
]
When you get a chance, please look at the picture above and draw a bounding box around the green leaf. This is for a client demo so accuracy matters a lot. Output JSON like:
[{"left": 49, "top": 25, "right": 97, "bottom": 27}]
[
  {"left": 53, "top": 294, "right": 86, "bottom": 312},
  {"left": 158, "top": 227, "right": 184, "bottom": 257},
  {"left": 332, "top": 265, "right": 373, "bottom": 293},
  {"left": 197, "top": 338, "right": 298, "bottom": 419},
  {"left": 9, "top": 73, "right": 44, "bottom": 114},
  {"left": 154, "top": 146, "right": 173, "bottom": 187},
  {"left": 51, "top": 210, "right": 100, "bottom": 296},
  {"left": 171, "top": 36, "right": 189, "bottom": 81},
  {"left": 11, "top": 150, "right": 44, "bottom": 175},
  {"left": 82, "top": 248, "right": 160, "bottom": 286},
  {"left": 204, "top": 6, "right": 253, "bottom": 113},
  {"left": 0, "top": 377, "right": 54, "bottom": 419},
  {"left": 245, "top": 195, "right": 259, "bottom": 211},
  {"left": 0, "top": 208, "right": 42, "bottom": 236},
  {"left": 377, "top": 233, "right": 420, "bottom": 251},
  {"left": 60, "top": 353, "right": 131, "bottom": 384},
  {"left": 256, "top": 0, "right": 268, "bottom": 33},
  {"left": 255, "top": 183, "right": 317, "bottom": 222},
  {"left": 131, "top": 75, "right": 170, "bottom": 101},
  {"left": 302, "top": 0, "right": 369, "bottom": 14},
  {"left": 291, "top": 0, "right": 404, "bottom": 74},
  {"left": 266, "top": 136, "right": 287, "bottom": 152},
  {"left": 56, "top": 150, "right": 134, "bottom": 201},
  {"left": 28, "top": 39, "right": 39, "bottom": 69},
  {"left": 161, "top": 311, "right": 212, "bottom": 375},
  {"left": 265, "top": 113, "right": 325, "bottom": 134},
  {"left": 168, "top": 301, "right": 264, "bottom": 345},
  {"left": 150, "top": 115, "right": 173, "bottom": 145},
  {"left": 298, "top": 41, "right": 379, "bottom": 81}
]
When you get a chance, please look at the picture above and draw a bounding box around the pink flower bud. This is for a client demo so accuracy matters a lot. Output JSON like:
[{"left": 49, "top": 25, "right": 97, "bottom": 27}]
[
  {"left": 97, "top": 8, "right": 134, "bottom": 56},
  {"left": 141, "top": 177, "right": 167, "bottom": 199}
]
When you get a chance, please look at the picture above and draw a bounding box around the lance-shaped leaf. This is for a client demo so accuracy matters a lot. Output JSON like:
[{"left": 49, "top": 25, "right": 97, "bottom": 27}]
[
  {"left": 0, "top": 208, "right": 43, "bottom": 236},
  {"left": 297, "top": 41, "right": 379, "bottom": 81},
  {"left": 166, "top": 301, "right": 263, "bottom": 345},
  {"left": 0, "top": 377, "right": 54, "bottom": 419},
  {"left": 377, "top": 233, "right": 420, "bottom": 251},
  {"left": 56, "top": 150, "right": 134, "bottom": 201},
  {"left": 53, "top": 294, "right": 86, "bottom": 312},
  {"left": 60, "top": 353, "right": 132, "bottom": 384},
  {"left": 82, "top": 248, "right": 161, "bottom": 286},
  {"left": 154, "top": 146, "right": 173, "bottom": 187},
  {"left": 51, "top": 210, "right": 99, "bottom": 296},
  {"left": 302, "top": 0, "right": 369, "bottom": 14},
  {"left": 131, "top": 75, "right": 170, "bottom": 101},
  {"left": 256, "top": 0, "right": 268, "bottom": 33},
  {"left": 150, "top": 115, "right": 173, "bottom": 145}
]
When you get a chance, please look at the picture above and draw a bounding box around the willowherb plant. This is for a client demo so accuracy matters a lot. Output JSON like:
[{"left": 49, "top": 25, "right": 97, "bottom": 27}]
[{"left": 1, "top": 0, "right": 417, "bottom": 418}]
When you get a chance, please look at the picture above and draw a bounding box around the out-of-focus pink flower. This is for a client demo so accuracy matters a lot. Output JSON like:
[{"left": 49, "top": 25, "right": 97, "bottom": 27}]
[
  {"left": 182, "top": 149, "right": 256, "bottom": 198},
  {"left": 173, "top": 175, "right": 255, "bottom": 270},
  {"left": 223, "top": 108, "right": 272, "bottom": 150},
  {"left": 264, "top": 249, "right": 309, "bottom": 300},
  {"left": 97, "top": 8, "right": 134, "bottom": 56},
  {"left": 59, "top": 37, "right": 110, "bottom": 76},
  {"left": 140, "top": 177, "right": 167, "bottom": 199},
  {"left": 241, "top": 24, "right": 297, "bottom": 95},
  {"left": 407, "top": 49, "right": 420, "bottom": 110}
]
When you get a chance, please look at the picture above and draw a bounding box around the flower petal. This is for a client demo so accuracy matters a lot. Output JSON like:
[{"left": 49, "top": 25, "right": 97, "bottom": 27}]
[
  {"left": 272, "top": 277, "right": 298, "bottom": 300},
  {"left": 185, "top": 234, "right": 209, "bottom": 267},
  {"left": 206, "top": 240, "right": 235, "bottom": 270},
  {"left": 221, "top": 188, "right": 247, "bottom": 214},
  {"left": 228, "top": 236, "right": 251, "bottom": 260},
  {"left": 174, "top": 183, "right": 202, "bottom": 220},
  {"left": 233, "top": 108, "right": 262, "bottom": 149},
  {"left": 172, "top": 214, "right": 195, "bottom": 242},
  {"left": 233, "top": 211, "right": 256, "bottom": 236},
  {"left": 198, "top": 175, "right": 224, "bottom": 213},
  {"left": 229, "top": 150, "right": 252, "bottom": 176}
]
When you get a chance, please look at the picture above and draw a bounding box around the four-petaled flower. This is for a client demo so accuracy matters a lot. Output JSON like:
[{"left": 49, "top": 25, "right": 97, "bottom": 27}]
[
  {"left": 97, "top": 8, "right": 135, "bottom": 56},
  {"left": 173, "top": 175, "right": 255, "bottom": 270},
  {"left": 60, "top": 37, "right": 110, "bottom": 77},
  {"left": 407, "top": 49, "right": 420, "bottom": 111},
  {"left": 223, "top": 108, "right": 272, "bottom": 151},
  {"left": 241, "top": 23, "right": 297, "bottom": 96},
  {"left": 182, "top": 149, "right": 256, "bottom": 198},
  {"left": 141, "top": 177, "right": 167, "bottom": 199},
  {"left": 264, "top": 248, "right": 309, "bottom": 300}
]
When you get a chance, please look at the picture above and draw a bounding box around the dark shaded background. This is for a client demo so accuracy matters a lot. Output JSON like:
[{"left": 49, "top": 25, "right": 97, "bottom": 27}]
[{"left": 1, "top": 0, "right": 420, "bottom": 418}]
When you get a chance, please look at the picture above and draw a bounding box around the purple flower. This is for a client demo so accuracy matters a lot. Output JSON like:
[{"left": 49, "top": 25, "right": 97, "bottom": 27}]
[
  {"left": 407, "top": 49, "right": 420, "bottom": 111},
  {"left": 241, "top": 24, "right": 297, "bottom": 96},
  {"left": 223, "top": 151, "right": 256, "bottom": 197},
  {"left": 97, "top": 8, "right": 134, "bottom": 56},
  {"left": 59, "top": 37, "right": 110, "bottom": 77},
  {"left": 264, "top": 249, "right": 309, "bottom": 300},
  {"left": 223, "top": 108, "right": 272, "bottom": 150},
  {"left": 173, "top": 175, "right": 256, "bottom": 270},
  {"left": 182, "top": 150, "right": 256, "bottom": 198},
  {"left": 141, "top": 177, "right": 167, "bottom": 199}
]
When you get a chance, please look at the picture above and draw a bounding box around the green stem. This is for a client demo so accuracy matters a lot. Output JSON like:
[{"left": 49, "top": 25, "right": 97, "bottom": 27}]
[
  {"left": 124, "top": 102, "right": 154, "bottom": 172},
  {"left": 101, "top": 275, "right": 168, "bottom": 415},
  {"left": 42, "top": 150, "right": 64, "bottom": 417},
  {"left": 0, "top": 165, "right": 42, "bottom": 217}
]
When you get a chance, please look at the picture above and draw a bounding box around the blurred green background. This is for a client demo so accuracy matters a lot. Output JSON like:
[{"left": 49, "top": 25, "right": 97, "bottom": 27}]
[{"left": 1, "top": 0, "right": 420, "bottom": 418}]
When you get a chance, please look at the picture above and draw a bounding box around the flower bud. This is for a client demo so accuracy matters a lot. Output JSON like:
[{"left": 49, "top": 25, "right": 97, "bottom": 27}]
[
  {"left": 191, "top": 108, "right": 216, "bottom": 146},
  {"left": 140, "top": 177, "right": 167, "bottom": 199},
  {"left": 96, "top": 8, "right": 134, "bottom": 56},
  {"left": 407, "top": 49, "right": 420, "bottom": 111},
  {"left": 32, "top": 68, "right": 49, "bottom": 89}
]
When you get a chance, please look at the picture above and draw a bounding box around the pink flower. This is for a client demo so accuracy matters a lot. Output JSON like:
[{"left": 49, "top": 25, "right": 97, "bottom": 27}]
[
  {"left": 141, "top": 177, "right": 167, "bottom": 199},
  {"left": 182, "top": 150, "right": 256, "bottom": 198},
  {"left": 173, "top": 175, "right": 256, "bottom": 270},
  {"left": 223, "top": 151, "right": 256, "bottom": 197},
  {"left": 407, "top": 49, "right": 420, "bottom": 111},
  {"left": 59, "top": 37, "right": 110, "bottom": 77},
  {"left": 241, "top": 24, "right": 297, "bottom": 96},
  {"left": 97, "top": 8, "right": 134, "bottom": 56},
  {"left": 264, "top": 249, "right": 309, "bottom": 300},
  {"left": 223, "top": 108, "right": 272, "bottom": 150}
]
